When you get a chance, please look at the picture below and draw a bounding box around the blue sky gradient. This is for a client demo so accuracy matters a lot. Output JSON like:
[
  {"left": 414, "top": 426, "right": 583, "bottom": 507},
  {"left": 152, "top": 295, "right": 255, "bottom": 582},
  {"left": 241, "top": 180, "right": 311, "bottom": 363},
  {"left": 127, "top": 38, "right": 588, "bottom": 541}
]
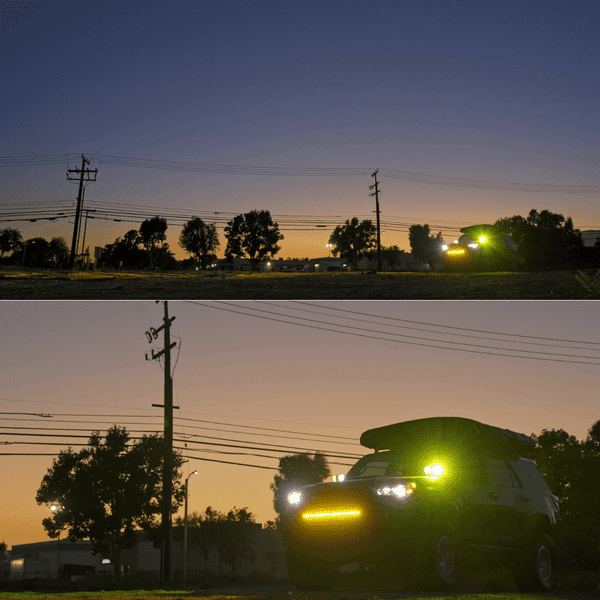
[{"left": 2, "top": 0, "right": 598, "bottom": 259}]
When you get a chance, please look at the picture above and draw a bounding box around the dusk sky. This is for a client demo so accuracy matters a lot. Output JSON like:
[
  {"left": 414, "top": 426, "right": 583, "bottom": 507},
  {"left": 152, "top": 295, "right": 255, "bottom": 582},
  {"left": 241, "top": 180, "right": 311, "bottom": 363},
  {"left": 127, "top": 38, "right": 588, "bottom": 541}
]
[
  {"left": 2, "top": 300, "right": 599, "bottom": 549},
  {"left": 2, "top": 0, "right": 599, "bottom": 260}
]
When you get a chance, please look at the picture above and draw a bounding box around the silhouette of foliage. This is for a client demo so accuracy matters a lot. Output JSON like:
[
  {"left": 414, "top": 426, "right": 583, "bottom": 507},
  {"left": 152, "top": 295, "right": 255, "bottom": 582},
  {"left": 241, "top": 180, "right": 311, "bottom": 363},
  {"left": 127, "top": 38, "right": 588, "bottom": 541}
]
[
  {"left": 175, "top": 506, "right": 257, "bottom": 574},
  {"left": 100, "top": 229, "right": 147, "bottom": 269},
  {"left": 495, "top": 209, "right": 583, "bottom": 269},
  {"left": 36, "top": 426, "right": 184, "bottom": 579},
  {"left": 179, "top": 217, "right": 220, "bottom": 270},
  {"left": 0, "top": 228, "right": 22, "bottom": 260},
  {"left": 329, "top": 217, "right": 377, "bottom": 269},
  {"left": 139, "top": 216, "right": 168, "bottom": 268},
  {"left": 409, "top": 224, "right": 444, "bottom": 268},
  {"left": 224, "top": 210, "right": 283, "bottom": 270}
]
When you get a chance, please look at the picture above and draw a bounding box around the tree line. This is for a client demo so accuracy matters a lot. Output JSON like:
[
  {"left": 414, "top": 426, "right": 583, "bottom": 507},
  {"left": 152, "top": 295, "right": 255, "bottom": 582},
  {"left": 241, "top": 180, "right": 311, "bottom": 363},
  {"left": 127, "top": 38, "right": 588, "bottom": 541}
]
[{"left": 1, "top": 207, "right": 598, "bottom": 271}]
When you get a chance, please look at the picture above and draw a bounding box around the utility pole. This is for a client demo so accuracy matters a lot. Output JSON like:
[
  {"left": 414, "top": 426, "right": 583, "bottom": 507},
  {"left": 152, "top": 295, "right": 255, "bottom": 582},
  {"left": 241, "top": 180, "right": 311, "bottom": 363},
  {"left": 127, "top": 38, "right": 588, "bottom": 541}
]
[
  {"left": 369, "top": 169, "right": 382, "bottom": 271},
  {"left": 145, "top": 302, "right": 178, "bottom": 585},
  {"left": 66, "top": 154, "right": 97, "bottom": 269}
]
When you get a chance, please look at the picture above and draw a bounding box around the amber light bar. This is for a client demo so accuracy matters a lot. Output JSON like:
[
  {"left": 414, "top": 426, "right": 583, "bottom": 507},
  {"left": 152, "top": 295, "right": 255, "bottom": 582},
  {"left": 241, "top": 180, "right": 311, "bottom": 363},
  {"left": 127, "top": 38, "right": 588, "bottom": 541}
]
[
  {"left": 303, "top": 510, "right": 361, "bottom": 519},
  {"left": 447, "top": 249, "right": 466, "bottom": 255}
]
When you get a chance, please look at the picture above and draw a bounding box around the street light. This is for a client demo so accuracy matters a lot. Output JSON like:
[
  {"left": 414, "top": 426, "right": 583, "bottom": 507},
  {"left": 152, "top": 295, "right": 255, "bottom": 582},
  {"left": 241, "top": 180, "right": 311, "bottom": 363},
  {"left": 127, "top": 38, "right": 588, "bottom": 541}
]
[
  {"left": 183, "top": 470, "right": 198, "bottom": 587},
  {"left": 50, "top": 504, "right": 62, "bottom": 579},
  {"left": 326, "top": 243, "right": 333, "bottom": 257}
]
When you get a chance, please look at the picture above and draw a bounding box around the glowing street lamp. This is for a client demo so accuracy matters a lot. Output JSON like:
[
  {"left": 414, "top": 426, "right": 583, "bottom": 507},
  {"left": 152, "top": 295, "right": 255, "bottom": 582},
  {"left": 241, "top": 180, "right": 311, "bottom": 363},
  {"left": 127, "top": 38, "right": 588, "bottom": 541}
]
[
  {"left": 183, "top": 470, "right": 198, "bottom": 587},
  {"left": 50, "top": 504, "right": 62, "bottom": 579}
]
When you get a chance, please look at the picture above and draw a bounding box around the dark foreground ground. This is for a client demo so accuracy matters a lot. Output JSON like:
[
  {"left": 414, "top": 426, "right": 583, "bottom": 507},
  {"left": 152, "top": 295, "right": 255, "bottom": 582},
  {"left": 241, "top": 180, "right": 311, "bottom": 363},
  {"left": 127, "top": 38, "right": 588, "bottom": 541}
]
[{"left": 1, "top": 269, "right": 600, "bottom": 300}]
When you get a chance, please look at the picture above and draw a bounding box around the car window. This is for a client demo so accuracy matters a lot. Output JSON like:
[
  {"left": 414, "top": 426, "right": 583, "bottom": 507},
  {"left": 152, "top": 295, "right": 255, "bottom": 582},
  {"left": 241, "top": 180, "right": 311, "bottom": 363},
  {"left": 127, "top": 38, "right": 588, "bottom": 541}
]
[
  {"left": 484, "top": 456, "right": 515, "bottom": 487},
  {"left": 347, "top": 453, "right": 392, "bottom": 478},
  {"left": 509, "top": 459, "right": 551, "bottom": 491}
]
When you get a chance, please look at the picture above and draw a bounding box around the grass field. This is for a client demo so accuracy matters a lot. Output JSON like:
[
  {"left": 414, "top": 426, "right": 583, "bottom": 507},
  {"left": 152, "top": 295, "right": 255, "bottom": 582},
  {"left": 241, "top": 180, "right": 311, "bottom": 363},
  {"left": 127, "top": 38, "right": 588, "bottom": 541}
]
[{"left": 1, "top": 268, "right": 599, "bottom": 299}]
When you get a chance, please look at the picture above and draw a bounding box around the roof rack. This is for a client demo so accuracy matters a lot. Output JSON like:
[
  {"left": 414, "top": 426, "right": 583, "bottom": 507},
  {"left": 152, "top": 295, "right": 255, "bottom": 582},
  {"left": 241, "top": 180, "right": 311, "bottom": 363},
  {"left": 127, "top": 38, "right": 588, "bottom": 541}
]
[{"left": 360, "top": 416, "right": 535, "bottom": 459}]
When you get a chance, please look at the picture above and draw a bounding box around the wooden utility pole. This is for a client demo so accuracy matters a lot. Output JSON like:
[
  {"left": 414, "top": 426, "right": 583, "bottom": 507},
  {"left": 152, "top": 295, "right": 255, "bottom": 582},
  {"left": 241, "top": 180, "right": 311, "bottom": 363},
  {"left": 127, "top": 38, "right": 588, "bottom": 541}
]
[
  {"left": 369, "top": 169, "right": 382, "bottom": 271},
  {"left": 66, "top": 154, "right": 97, "bottom": 269},
  {"left": 145, "top": 302, "right": 177, "bottom": 584}
]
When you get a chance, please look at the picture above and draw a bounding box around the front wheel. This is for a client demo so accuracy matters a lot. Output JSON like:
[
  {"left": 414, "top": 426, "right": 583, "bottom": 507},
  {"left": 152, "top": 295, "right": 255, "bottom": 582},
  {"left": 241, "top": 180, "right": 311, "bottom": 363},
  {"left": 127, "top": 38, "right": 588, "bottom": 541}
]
[
  {"left": 403, "top": 529, "right": 460, "bottom": 591},
  {"left": 513, "top": 534, "right": 556, "bottom": 591},
  {"left": 286, "top": 549, "right": 338, "bottom": 591}
]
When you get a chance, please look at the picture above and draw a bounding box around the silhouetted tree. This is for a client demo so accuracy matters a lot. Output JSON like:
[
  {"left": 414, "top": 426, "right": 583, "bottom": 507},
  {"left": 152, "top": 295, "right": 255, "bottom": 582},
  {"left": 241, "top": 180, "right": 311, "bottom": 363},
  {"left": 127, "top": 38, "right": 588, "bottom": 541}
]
[
  {"left": 0, "top": 540, "right": 7, "bottom": 552},
  {"left": 328, "top": 217, "right": 377, "bottom": 269},
  {"left": 271, "top": 453, "right": 330, "bottom": 525},
  {"left": 224, "top": 210, "right": 283, "bottom": 270},
  {"left": 36, "top": 426, "right": 185, "bottom": 580},
  {"left": 175, "top": 506, "right": 256, "bottom": 574},
  {"left": 139, "top": 216, "right": 168, "bottom": 268},
  {"left": 179, "top": 217, "right": 220, "bottom": 270},
  {"left": 380, "top": 244, "right": 406, "bottom": 270},
  {"left": 100, "top": 230, "right": 146, "bottom": 269},
  {"left": 409, "top": 224, "right": 443, "bottom": 269},
  {"left": 48, "top": 237, "right": 69, "bottom": 267},
  {"left": 0, "top": 228, "right": 22, "bottom": 260},
  {"left": 19, "top": 237, "right": 51, "bottom": 267},
  {"left": 495, "top": 209, "right": 583, "bottom": 269}
]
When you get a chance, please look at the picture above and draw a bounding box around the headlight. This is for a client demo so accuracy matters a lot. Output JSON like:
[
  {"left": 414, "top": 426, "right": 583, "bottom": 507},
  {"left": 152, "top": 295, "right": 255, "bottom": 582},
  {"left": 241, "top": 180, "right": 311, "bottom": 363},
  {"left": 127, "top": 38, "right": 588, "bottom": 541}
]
[
  {"left": 424, "top": 463, "right": 445, "bottom": 480},
  {"left": 467, "top": 242, "right": 479, "bottom": 249},
  {"left": 441, "top": 244, "right": 449, "bottom": 251},
  {"left": 287, "top": 490, "right": 303, "bottom": 506},
  {"left": 332, "top": 473, "right": 346, "bottom": 482},
  {"left": 375, "top": 483, "right": 414, "bottom": 498},
  {"left": 478, "top": 235, "right": 487, "bottom": 244}
]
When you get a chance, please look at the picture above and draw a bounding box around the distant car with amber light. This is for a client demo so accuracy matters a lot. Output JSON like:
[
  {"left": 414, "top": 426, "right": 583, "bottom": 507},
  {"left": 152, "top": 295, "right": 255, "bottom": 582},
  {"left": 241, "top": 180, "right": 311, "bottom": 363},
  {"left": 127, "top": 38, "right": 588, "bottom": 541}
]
[
  {"left": 283, "top": 416, "right": 560, "bottom": 592},
  {"left": 443, "top": 224, "right": 519, "bottom": 272}
]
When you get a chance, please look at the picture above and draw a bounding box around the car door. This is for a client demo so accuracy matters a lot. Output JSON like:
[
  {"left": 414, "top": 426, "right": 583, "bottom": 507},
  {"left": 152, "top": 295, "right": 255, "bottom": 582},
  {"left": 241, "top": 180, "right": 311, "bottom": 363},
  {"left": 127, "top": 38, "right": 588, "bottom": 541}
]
[{"left": 481, "top": 456, "right": 521, "bottom": 548}]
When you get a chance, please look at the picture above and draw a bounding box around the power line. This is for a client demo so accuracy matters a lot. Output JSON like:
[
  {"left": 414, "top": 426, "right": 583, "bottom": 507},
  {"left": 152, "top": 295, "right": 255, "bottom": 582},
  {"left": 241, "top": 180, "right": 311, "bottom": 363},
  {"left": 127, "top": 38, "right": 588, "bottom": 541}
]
[
  {"left": 2, "top": 153, "right": 598, "bottom": 193},
  {"left": 293, "top": 301, "right": 600, "bottom": 346},
  {"left": 185, "top": 301, "right": 600, "bottom": 366}
]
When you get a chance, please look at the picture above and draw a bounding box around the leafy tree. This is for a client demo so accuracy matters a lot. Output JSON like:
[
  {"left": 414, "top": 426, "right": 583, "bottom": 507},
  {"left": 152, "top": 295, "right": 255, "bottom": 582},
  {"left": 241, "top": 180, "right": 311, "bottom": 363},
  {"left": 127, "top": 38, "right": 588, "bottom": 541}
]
[
  {"left": 175, "top": 506, "right": 257, "bottom": 574},
  {"left": 36, "top": 425, "right": 184, "bottom": 579},
  {"left": 0, "top": 228, "right": 22, "bottom": 260},
  {"left": 48, "top": 237, "right": 69, "bottom": 267},
  {"left": 495, "top": 209, "right": 583, "bottom": 269},
  {"left": 101, "top": 230, "right": 147, "bottom": 269},
  {"left": 0, "top": 540, "right": 7, "bottom": 552},
  {"left": 380, "top": 244, "right": 406, "bottom": 270},
  {"left": 270, "top": 453, "right": 330, "bottom": 524},
  {"left": 224, "top": 210, "right": 284, "bottom": 270},
  {"left": 179, "top": 217, "right": 220, "bottom": 270},
  {"left": 409, "top": 224, "right": 444, "bottom": 268},
  {"left": 19, "top": 237, "right": 51, "bottom": 267},
  {"left": 328, "top": 217, "right": 377, "bottom": 269},
  {"left": 139, "top": 216, "right": 168, "bottom": 268}
]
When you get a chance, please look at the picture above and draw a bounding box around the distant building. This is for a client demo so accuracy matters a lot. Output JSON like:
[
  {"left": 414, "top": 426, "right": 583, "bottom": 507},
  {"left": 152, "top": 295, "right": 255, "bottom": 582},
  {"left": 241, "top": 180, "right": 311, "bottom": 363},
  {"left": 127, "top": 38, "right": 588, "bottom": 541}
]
[{"left": 8, "top": 525, "right": 288, "bottom": 582}]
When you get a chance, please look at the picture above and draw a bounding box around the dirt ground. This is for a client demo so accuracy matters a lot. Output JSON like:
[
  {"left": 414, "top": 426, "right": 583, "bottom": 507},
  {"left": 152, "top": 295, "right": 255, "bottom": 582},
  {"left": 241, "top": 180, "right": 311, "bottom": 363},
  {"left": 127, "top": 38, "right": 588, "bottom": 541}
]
[{"left": 1, "top": 268, "right": 599, "bottom": 300}]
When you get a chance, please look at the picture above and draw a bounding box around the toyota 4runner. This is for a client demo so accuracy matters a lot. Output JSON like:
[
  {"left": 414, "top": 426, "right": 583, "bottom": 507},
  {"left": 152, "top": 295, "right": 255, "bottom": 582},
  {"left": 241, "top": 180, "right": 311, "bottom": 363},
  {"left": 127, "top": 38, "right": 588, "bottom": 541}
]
[{"left": 283, "top": 417, "right": 560, "bottom": 591}]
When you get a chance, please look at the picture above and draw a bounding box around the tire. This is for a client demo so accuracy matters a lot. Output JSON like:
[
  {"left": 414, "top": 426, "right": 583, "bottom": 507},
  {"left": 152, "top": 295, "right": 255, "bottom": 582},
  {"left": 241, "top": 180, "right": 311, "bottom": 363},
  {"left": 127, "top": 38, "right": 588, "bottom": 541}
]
[
  {"left": 513, "top": 533, "right": 556, "bottom": 591},
  {"left": 286, "top": 549, "right": 338, "bottom": 591},
  {"left": 403, "top": 529, "right": 460, "bottom": 591}
]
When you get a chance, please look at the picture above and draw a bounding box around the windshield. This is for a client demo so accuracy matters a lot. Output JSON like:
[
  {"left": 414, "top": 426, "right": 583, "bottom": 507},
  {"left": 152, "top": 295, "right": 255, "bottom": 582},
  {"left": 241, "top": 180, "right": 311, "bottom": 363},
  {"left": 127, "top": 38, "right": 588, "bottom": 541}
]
[{"left": 346, "top": 452, "right": 411, "bottom": 479}]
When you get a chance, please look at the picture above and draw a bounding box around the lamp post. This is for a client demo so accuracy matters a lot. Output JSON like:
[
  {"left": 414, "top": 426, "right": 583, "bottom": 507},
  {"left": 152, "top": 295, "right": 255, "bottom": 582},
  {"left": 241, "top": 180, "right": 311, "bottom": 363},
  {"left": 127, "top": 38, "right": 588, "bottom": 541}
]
[
  {"left": 183, "top": 470, "right": 198, "bottom": 587},
  {"left": 326, "top": 243, "right": 333, "bottom": 257},
  {"left": 50, "top": 504, "right": 61, "bottom": 579}
]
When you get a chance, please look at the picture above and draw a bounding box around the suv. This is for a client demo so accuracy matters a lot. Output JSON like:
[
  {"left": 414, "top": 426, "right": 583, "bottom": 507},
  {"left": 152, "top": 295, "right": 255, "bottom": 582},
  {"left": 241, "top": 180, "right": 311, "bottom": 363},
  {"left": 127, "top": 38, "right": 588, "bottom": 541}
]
[
  {"left": 443, "top": 224, "right": 519, "bottom": 271},
  {"left": 283, "top": 417, "right": 560, "bottom": 591}
]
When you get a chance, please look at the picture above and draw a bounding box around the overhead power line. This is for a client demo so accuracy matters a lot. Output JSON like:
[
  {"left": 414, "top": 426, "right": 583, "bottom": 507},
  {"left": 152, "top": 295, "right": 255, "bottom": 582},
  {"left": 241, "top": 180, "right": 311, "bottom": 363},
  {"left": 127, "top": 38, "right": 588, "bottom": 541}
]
[
  {"left": 2, "top": 153, "right": 598, "bottom": 193},
  {"left": 185, "top": 301, "right": 600, "bottom": 366}
]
